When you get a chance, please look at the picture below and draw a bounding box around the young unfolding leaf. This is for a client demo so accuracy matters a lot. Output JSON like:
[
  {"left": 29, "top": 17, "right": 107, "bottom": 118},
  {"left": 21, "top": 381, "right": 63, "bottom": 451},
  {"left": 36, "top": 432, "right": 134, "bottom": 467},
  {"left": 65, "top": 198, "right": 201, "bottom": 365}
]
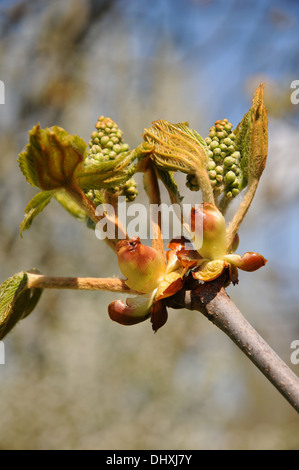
[
  {"left": 143, "top": 120, "right": 214, "bottom": 203},
  {"left": 78, "top": 143, "right": 152, "bottom": 190},
  {"left": 143, "top": 120, "right": 206, "bottom": 172},
  {"left": 20, "top": 188, "right": 89, "bottom": 236},
  {"left": 18, "top": 124, "right": 86, "bottom": 190},
  {"left": 234, "top": 83, "right": 268, "bottom": 187},
  {"left": 225, "top": 84, "right": 269, "bottom": 248},
  {"left": 156, "top": 168, "right": 183, "bottom": 204},
  {"left": 20, "top": 191, "right": 53, "bottom": 236},
  {"left": 0, "top": 270, "right": 43, "bottom": 339},
  {"left": 54, "top": 190, "right": 87, "bottom": 221}
]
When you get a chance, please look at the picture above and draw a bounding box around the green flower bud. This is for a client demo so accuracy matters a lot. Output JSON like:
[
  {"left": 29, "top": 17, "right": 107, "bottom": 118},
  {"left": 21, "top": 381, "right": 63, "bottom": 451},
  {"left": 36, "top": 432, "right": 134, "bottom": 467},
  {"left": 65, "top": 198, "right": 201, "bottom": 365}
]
[
  {"left": 210, "top": 141, "right": 219, "bottom": 150},
  {"left": 216, "top": 131, "right": 225, "bottom": 139},
  {"left": 213, "top": 148, "right": 222, "bottom": 157},
  {"left": 207, "top": 161, "right": 216, "bottom": 170},
  {"left": 205, "top": 118, "right": 243, "bottom": 197},
  {"left": 224, "top": 170, "right": 236, "bottom": 185},
  {"left": 100, "top": 136, "right": 109, "bottom": 146},
  {"left": 113, "top": 144, "right": 122, "bottom": 153}
]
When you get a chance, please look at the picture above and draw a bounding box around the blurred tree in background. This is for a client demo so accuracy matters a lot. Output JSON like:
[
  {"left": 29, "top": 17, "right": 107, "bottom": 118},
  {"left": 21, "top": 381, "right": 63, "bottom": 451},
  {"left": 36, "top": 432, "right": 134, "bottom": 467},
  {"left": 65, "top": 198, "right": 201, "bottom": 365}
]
[{"left": 0, "top": 0, "right": 298, "bottom": 450}]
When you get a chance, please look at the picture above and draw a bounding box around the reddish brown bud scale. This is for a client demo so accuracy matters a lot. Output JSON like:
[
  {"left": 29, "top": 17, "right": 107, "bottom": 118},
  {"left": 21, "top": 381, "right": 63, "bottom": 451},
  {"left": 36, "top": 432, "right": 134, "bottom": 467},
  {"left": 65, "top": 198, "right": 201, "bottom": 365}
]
[
  {"left": 108, "top": 299, "right": 150, "bottom": 326},
  {"left": 223, "top": 252, "right": 267, "bottom": 272},
  {"left": 235, "top": 252, "right": 267, "bottom": 272},
  {"left": 150, "top": 300, "right": 168, "bottom": 332}
]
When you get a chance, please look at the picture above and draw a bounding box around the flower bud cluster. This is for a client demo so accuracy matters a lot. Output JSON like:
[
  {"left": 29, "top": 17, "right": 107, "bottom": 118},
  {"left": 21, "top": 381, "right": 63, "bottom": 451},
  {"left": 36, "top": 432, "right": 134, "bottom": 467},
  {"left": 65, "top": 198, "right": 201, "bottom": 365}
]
[
  {"left": 84, "top": 116, "right": 138, "bottom": 202},
  {"left": 205, "top": 119, "right": 242, "bottom": 198},
  {"left": 85, "top": 116, "right": 129, "bottom": 165},
  {"left": 85, "top": 189, "right": 104, "bottom": 207},
  {"left": 106, "top": 178, "right": 138, "bottom": 202}
]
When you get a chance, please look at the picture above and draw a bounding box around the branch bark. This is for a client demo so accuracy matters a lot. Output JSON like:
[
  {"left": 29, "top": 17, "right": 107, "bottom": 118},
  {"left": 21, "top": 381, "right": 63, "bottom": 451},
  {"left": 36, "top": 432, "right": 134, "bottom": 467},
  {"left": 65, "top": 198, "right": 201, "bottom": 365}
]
[
  {"left": 143, "top": 163, "right": 165, "bottom": 257},
  {"left": 27, "top": 273, "right": 135, "bottom": 293},
  {"left": 165, "top": 274, "right": 299, "bottom": 414},
  {"left": 27, "top": 271, "right": 299, "bottom": 413}
]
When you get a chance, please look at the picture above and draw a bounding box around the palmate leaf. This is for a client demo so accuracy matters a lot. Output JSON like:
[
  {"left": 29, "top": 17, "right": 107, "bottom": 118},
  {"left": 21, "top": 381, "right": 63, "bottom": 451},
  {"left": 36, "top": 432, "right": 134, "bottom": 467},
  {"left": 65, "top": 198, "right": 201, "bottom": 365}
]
[
  {"left": 0, "top": 270, "right": 43, "bottom": 339},
  {"left": 20, "top": 189, "right": 89, "bottom": 236},
  {"left": 18, "top": 124, "right": 86, "bottom": 191},
  {"left": 143, "top": 120, "right": 209, "bottom": 173},
  {"left": 156, "top": 169, "right": 183, "bottom": 204},
  {"left": 20, "top": 191, "right": 53, "bottom": 236},
  {"left": 54, "top": 190, "right": 87, "bottom": 221},
  {"left": 77, "top": 143, "right": 152, "bottom": 190},
  {"left": 143, "top": 120, "right": 214, "bottom": 203},
  {"left": 234, "top": 84, "right": 268, "bottom": 187}
]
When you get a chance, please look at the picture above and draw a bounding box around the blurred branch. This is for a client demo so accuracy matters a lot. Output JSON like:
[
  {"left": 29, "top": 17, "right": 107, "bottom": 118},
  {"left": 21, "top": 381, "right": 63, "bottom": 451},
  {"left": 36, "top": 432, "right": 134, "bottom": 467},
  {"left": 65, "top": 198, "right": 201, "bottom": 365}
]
[{"left": 165, "top": 274, "right": 299, "bottom": 414}]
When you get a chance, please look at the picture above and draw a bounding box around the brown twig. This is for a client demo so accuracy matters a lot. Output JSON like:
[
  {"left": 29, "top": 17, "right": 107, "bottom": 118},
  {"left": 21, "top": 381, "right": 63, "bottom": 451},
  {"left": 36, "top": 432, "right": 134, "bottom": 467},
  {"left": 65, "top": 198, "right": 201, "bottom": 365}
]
[
  {"left": 26, "top": 273, "right": 137, "bottom": 293},
  {"left": 226, "top": 179, "right": 259, "bottom": 251},
  {"left": 165, "top": 274, "right": 299, "bottom": 414},
  {"left": 66, "top": 184, "right": 128, "bottom": 252},
  {"left": 143, "top": 164, "right": 165, "bottom": 257}
]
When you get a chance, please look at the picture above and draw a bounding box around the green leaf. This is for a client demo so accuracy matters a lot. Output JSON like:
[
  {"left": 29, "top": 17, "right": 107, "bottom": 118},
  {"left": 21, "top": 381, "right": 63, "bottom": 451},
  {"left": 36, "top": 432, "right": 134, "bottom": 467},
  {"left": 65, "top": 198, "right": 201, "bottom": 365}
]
[
  {"left": 143, "top": 120, "right": 209, "bottom": 173},
  {"left": 234, "top": 84, "right": 268, "bottom": 188},
  {"left": 77, "top": 143, "right": 152, "bottom": 190},
  {"left": 156, "top": 169, "right": 183, "bottom": 204},
  {"left": 20, "top": 191, "right": 53, "bottom": 236},
  {"left": 54, "top": 190, "right": 87, "bottom": 221},
  {"left": 143, "top": 120, "right": 214, "bottom": 203},
  {"left": 18, "top": 124, "right": 86, "bottom": 191},
  {"left": 0, "top": 270, "right": 43, "bottom": 340}
]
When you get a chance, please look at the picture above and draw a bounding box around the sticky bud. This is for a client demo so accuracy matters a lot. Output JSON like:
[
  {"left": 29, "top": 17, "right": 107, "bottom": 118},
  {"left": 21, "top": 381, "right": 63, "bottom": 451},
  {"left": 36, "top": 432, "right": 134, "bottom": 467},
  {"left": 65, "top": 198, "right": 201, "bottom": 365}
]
[
  {"left": 224, "top": 252, "right": 267, "bottom": 272},
  {"left": 190, "top": 203, "right": 227, "bottom": 260},
  {"left": 108, "top": 296, "right": 152, "bottom": 326},
  {"left": 117, "top": 237, "right": 166, "bottom": 293}
]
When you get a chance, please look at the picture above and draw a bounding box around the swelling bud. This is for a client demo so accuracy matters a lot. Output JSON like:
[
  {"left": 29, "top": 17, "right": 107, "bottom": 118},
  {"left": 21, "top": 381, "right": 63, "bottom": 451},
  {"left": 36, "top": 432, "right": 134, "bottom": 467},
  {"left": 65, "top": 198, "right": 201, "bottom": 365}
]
[{"left": 117, "top": 237, "right": 166, "bottom": 293}]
